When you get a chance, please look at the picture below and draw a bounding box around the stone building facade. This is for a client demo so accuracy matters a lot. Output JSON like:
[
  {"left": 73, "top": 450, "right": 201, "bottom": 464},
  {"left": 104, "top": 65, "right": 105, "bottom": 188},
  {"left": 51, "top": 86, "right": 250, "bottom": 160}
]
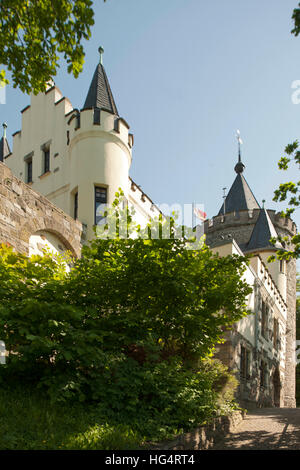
[
  {"left": 204, "top": 160, "right": 297, "bottom": 408},
  {"left": 0, "top": 161, "right": 82, "bottom": 258}
]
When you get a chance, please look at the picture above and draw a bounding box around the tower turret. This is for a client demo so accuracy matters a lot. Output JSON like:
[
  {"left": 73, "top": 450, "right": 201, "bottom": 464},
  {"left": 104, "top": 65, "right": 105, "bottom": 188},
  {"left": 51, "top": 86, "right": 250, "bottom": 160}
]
[
  {"left": 68, "top": 47, "right": 133, "bottom": 241},
  {"left": 82, "top": 46, "right": 119, "bottom": 115},
  {"left": 0, "top": 123, "right": 11, "bottom": 162},
  {"left": 204, "top": 134, "right": 297, "bottom": 408}
]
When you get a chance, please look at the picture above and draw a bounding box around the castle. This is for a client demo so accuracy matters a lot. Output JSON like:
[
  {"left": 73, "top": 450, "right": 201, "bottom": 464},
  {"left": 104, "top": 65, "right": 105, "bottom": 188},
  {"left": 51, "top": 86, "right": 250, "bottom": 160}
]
[
  {"left": 0, "top": 49, "right": 297, "bottom": 408},
  {"left": 204, "top": 162, "right": 297, "bottom": 408}
]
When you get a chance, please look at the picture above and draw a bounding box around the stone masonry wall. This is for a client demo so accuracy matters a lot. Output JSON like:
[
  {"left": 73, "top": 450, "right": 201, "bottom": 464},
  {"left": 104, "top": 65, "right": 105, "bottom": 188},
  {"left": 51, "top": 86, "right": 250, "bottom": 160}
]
[
  {"left": 146, "top": 411, "right": 245, "bottom": 450},
  {"left": 204, "top": 208, "right": 297, "bottom": 408},
  {"left": 0, "top": 162, "right": 82, "bottom": 257},
  {"left": 274, "top": 223, "right": 297, "bottom": 408}
]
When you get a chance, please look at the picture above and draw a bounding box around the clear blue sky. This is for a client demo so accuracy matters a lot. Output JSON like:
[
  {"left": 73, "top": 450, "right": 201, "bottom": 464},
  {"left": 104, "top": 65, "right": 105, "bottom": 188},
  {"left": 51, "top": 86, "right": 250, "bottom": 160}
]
[{"left": 1, "top": 0, "right": 299, "bottom": 229}]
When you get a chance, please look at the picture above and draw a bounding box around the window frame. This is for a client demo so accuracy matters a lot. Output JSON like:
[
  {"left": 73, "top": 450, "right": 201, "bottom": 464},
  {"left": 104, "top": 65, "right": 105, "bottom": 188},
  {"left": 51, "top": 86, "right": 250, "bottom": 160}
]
[
  {"left": 273, "top": 318, "right": 279, "bottom": 350},
  {"left": 43, "top": 148, "right": 50, "bottom": 174},
  {"left": 94, "top": 186, "right": 108, "bottom": 226},
  {"left": 279, "top": 259, "right": 285, "bottom": 274},
  {"left": 261, "top": 300, "right": 269, "bottom": 340},
  {"left": 240, "top": 345, "right": 251, "bottom": 380},
  {"left": 26, "top": 158, "right": 33, "bottom": 183},
  {"left": 74, "top": 191, "right": 78, "bottom": 220},
  {"left": 260, "top": 360, "right": 268, "bottom": 388}
]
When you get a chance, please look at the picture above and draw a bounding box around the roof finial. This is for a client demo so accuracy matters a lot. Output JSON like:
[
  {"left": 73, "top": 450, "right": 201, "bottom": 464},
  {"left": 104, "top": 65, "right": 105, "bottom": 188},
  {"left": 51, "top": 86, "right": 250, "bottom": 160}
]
[
  {"left": 98, "top": 46, "right": 104, "bottom": 65},
  {"left": 234, "top": 129, "right": 245, "bottom": 173},
  {"left": 2, "top": 122, "right": 7, "bottom": 139},
  {"left": 262, "top": 199, "right": 266, "bottom": 208}
]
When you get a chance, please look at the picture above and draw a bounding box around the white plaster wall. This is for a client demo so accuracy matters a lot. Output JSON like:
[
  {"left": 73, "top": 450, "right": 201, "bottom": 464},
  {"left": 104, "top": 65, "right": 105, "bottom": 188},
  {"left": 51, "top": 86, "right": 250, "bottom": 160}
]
[
  {"left": 6, "top": 86, "right": 160, "bottom": 244},
  {"left": 259, "top": 251, "right": 287, "bottom": 302}
]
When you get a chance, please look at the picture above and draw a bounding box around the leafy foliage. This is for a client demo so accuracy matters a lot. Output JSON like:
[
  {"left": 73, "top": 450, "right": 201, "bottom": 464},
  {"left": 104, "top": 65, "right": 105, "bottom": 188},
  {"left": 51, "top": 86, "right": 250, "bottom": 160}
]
[
  {"left": 0, "top": 361, "right": 238, "bottom": 450},
  {"left": 0, "top": 197, "right": 251, "bottom": 440},
  {"left": 296, "top": 275, "right": 300, "bottom": 407},
  {"left": 269, "top": 141, "right": 300, "bottom": 261},
  {"left": 0, "top": 385, "right": 142, "bottom": 450},
  {"left": 0, "top": 0, "right": 103, "bottom": 94},
  {"left": 292, "top": 3, "right": 300, "bottom": 37}
]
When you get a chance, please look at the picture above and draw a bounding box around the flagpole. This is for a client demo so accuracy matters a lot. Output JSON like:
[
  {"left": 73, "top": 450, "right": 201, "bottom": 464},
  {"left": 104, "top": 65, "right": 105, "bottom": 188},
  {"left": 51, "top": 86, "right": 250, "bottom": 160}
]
[{"left": 192, "top": 201, "right": 195, "bottom": 229}]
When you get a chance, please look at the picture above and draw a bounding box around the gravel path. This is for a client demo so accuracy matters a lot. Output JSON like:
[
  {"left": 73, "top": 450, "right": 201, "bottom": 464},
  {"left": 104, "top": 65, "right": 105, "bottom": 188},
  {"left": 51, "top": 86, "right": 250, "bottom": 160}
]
[{"left": 212, "top": 408, "right": 300, "bottom": 450}]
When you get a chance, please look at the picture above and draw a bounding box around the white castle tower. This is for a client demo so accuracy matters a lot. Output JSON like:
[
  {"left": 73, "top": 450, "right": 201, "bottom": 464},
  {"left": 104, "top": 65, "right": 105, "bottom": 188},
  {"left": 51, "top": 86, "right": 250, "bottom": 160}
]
[{"left": 5, "top": 48, "right": 159, "bottom": 242}]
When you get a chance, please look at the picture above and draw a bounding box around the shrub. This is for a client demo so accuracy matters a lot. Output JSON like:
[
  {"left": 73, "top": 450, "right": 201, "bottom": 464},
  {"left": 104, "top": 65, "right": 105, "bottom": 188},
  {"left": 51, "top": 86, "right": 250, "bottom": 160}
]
[{"left": 0, "top": 200, "right": 249, "bottom": 436}]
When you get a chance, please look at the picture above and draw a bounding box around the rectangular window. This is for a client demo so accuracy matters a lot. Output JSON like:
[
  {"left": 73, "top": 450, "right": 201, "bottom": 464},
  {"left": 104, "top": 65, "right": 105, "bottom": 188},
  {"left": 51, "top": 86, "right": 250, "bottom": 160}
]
[
  {"left": 261, "top": 301, "right": 269, "bottom": 340},
  {"left": 240, "top": 346, "right": 250, "bottom": 379},
  {"left": 260, "top": 361, "right": 267, "bottom": 388},
  {"left": 114, "top": 118, "right": 120, "bottom": 133},
  {"left": 279, "top": 260, "right": 285, "bottom": 274},
  {"left": 26, "top": 158, "right": 32, "bottom": 183},
  {"left": 93, "top": 108, "right": 101, "bottom": 125},
  {"left": 43, "top": 148, "right": 50, "bottom": 174},
  {"left": 95, "top": 186, "right": 107, "bottom": 225},
  {"left": 74, "top": 192, "right": 78, "bottom": 220},
  {"left": 75, "top": 114, "right": 81, "bottom": 130},
  {"left": 273, "top": 318, "right": 279, "bottom": 349}
]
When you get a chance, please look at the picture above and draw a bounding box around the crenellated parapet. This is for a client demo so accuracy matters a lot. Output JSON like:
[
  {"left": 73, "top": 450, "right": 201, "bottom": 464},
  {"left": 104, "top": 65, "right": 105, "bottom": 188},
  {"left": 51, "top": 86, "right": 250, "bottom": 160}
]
[
  {"left": 66, "top": 107, "right": 133, "bottom": 167},
  {"left": 204, "top": 208, "right": 297, "bottom": 249},
  {"left": 268, "top": 209, "right": 297, "bottom": 240}
]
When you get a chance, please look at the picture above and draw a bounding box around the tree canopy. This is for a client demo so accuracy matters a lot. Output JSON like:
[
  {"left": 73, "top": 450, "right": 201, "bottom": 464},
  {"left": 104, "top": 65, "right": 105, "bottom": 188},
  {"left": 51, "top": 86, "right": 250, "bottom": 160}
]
[
  {"left": 269, "top": 4, "right": 300, "bottom": 260},
  {"left": 269, "top": 141, "right": 300, "bottom": 260},
  {"left": 0, "top": 0, "right": 103, "bottom": 94}
]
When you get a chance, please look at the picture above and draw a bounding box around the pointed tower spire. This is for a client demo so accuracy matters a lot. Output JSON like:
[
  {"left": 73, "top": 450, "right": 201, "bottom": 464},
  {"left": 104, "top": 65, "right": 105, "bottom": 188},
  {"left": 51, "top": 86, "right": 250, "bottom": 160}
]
[
  {"left": 218, "top": 131, "right": 260, "bottom": 215},
  {"left": 245, "top": 208, "right": 282, "bottom": 252},
  {"left": 83, "top": 46, "right": 119, "bottom": 115},
  {"left": 0, "top": 123, "right": 11, "bottom": 162}
]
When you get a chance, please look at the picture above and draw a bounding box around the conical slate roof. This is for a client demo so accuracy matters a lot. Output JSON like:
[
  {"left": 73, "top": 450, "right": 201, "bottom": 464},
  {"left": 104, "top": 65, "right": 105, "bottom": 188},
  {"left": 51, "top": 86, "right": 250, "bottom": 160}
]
[
  {"left": 245, "top": 208, "right": 282, "bottom": 252},
  {"left": 0, "top": 134, "right": 11, "bottom": 162},
  {"left": 218, "top": 173, "right": 260, "bottom": 215},
  {"left": 83, "top": 62, "right": 119, "bottom": 115}
]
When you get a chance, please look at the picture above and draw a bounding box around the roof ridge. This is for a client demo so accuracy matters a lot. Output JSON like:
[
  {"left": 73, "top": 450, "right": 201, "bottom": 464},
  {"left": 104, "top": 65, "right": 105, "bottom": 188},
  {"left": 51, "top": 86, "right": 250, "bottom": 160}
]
[{"left": 101, "top": 64, "right": 118, "bottom": 116}]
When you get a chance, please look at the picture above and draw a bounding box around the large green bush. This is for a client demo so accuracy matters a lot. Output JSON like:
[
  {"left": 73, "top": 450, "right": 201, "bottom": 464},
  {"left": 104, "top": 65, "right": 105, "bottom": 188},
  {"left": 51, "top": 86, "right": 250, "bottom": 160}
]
[{"left": 0, "top": 200, "right": 251, "bottom": 433}]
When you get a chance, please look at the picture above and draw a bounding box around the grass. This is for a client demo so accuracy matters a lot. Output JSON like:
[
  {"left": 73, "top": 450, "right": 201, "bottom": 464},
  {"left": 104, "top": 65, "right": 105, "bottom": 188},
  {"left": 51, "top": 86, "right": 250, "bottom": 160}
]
[
  {"left": 0, "top": 362, "right": 240, "bottom": 449},
  {"left": 0, "top": 386, "right": 143, "bottom": 450}
]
